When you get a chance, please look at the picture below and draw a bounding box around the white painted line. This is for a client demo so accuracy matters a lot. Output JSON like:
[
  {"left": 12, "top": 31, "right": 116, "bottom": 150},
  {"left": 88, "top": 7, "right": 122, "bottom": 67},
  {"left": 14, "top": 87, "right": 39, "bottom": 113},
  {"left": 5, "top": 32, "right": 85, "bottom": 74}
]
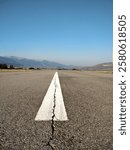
[{"left": 35, "top": 72, "right": 68, "bottom": 121}]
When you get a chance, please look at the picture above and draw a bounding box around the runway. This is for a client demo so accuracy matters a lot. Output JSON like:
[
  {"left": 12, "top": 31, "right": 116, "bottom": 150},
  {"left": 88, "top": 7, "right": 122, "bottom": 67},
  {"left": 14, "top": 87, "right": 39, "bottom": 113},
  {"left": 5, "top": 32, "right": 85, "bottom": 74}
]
[{"left": 0, "top": 70, "right": 112, "bottom": 150}]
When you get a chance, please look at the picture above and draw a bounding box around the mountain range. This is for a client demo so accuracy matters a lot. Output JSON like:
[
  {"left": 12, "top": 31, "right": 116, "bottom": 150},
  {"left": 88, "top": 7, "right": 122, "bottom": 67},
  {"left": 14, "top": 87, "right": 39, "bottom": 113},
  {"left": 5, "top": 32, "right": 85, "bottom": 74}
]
[
  {"left": 0, "top": 56, "right": 113, "bottom": 70},
  {"left": 0, "top": 56, "right": 73, "bottom": 69}
]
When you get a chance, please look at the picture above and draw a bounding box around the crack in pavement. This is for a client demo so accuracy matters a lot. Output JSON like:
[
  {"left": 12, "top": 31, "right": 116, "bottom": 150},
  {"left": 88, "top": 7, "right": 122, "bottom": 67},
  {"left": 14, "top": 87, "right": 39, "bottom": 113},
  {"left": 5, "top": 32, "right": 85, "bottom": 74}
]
[{"left": 47, "top": 78, "right": 57, "bottom": 150}]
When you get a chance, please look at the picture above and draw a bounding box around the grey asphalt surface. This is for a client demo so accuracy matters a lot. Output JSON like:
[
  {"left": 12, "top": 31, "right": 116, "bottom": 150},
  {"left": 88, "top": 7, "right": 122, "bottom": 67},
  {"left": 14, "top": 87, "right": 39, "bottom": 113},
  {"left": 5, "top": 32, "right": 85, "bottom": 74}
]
[{"left": 0, "top": 70, "right": 112, "bottom": 150}]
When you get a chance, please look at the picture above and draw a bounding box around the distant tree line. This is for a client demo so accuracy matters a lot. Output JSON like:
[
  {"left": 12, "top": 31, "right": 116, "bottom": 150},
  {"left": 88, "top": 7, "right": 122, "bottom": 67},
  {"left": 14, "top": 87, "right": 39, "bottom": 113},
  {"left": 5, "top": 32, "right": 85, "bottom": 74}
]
[
  {"left": 0, "top": 64, "right": 43, "bottom": 70},
  {"left": 0, "top": 64, "right": 14, "bottom": 69}
]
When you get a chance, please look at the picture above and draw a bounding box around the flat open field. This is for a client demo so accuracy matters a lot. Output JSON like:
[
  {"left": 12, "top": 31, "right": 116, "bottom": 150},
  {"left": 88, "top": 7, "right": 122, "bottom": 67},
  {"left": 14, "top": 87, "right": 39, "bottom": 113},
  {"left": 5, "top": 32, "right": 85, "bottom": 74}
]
[{"left": 0, "top": 70, "right": 113, "bottom": 150}]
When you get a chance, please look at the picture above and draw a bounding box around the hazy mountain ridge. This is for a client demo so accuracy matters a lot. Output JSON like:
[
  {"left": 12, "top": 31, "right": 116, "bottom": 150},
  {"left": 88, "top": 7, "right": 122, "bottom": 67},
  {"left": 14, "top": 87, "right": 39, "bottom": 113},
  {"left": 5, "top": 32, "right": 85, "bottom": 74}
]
[
  {"left": 0, "top": 56, "right": 72, "bottom": 69},
  {"left": 82, "top": 62, "right": 113, "bottom": 71},
  {"left": 0, "top": 56, "right": 113, "bottom": 70}
]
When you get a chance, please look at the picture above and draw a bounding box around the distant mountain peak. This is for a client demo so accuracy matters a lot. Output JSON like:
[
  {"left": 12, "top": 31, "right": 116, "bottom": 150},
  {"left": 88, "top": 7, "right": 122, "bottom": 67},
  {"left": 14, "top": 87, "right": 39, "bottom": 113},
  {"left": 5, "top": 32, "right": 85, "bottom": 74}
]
[{"left": 0, "top": 56, "right": 73, "bottom": 69}]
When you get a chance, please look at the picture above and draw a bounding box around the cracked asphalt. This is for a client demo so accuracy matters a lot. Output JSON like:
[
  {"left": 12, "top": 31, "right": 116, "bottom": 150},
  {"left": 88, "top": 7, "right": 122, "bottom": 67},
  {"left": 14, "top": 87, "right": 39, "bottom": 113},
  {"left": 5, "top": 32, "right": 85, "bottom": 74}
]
[
  {"left": 0, "top": 70, "right": 113, "bottom": 150},
  {"left": 47, "top": 76, "right": 57, "bottom": 150}
]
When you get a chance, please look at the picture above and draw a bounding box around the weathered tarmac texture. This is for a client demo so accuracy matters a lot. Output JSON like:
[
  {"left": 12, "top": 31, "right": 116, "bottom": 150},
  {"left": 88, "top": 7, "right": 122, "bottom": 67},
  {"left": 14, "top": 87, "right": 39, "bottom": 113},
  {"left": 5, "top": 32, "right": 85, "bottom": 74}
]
[{"left": 0, "top": 70, "right": 112, "bottom": 150}]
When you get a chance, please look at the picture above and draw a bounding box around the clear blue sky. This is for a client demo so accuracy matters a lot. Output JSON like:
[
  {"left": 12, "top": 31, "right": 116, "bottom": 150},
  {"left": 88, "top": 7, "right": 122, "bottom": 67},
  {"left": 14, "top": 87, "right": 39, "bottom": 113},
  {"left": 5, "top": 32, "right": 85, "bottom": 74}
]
[{"left": 0, "top": 0, "right": 112, "bottom": 66}]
